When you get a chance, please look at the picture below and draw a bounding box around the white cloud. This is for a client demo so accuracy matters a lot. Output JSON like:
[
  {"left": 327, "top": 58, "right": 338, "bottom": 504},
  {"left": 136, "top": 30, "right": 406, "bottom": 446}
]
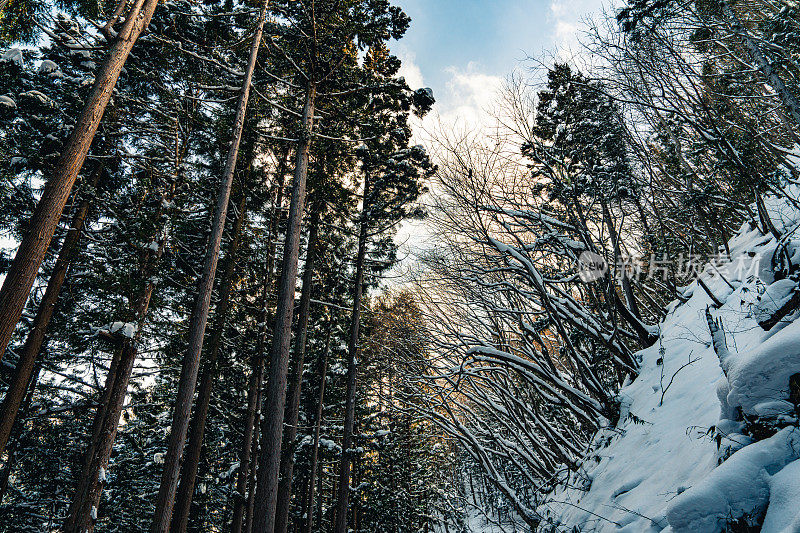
[
  {"left": 549, "top": 0, "right": 607, "bottom": 50},
  {"left": 401, "top": 59, "right": 504, "bottom": 145},
  {"left": 391, "top": 60, "right": 506, "bottom": 272},
  {"left": 397, "top": 50, "right": 425, "bottom": 91},
  {"left": 440, "top": 63, "right": 503, "bottom": 130}
]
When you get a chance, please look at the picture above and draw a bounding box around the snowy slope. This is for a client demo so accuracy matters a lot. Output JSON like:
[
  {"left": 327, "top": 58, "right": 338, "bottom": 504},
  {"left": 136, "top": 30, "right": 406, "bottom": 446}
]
[{"left": 540, "top": 194, "right": 800, "bottom": 532}]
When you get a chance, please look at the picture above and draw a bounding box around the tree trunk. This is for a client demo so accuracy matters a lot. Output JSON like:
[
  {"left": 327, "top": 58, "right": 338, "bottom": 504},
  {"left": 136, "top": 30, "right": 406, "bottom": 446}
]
[
  {"left": 0, "top": 362, "right": 41, "bottom": 502},
  {"left": 171, "top": 192, "right": 248, "bottom": 533},
  {"left": 302, "top": 324, "right": 330, "bottom": 533},
  {"left": 0, "top": 162, "right": 104, "bottom": 458},
  {"left": 333, "top": 175, "right": 370, "bottom": 533},
  {"left": 0, "top": 0, "right": 159, "bottom": 363},
  {"left": 275, "top": 203, "right": 323, "bottom": 533},
  {"left": 231, "top": 151, "right": 289, "bottom": 533},
  {"left": 65, "top": 340, "right": 137, "bottom": 533},
  {"left": 244, "top": 411, "right": 262, "bottom": 533},
  {"left": 231, "top": 352, "right": 266, "bottom": 533},
  {"left": 251, "top": 80, "right": 316, "bottom": 533},
  {"left": 150, "top": 3, "right": 269, "bottom": 529},
  {"left": 64, "top": 205, "right": 170, "bottom": 533}
]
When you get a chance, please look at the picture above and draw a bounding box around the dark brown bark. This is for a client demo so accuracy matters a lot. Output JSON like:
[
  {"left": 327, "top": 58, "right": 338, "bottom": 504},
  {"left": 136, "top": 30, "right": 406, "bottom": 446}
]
[
  {"left": 231, "top": 153, "right": 289, "bottom": 533},
  {"left": 251, "top": 81, "right": 316, "bottom": 533},
  {"left": 0, "top": 362, "right": 41, "bottom": 502},
  {"left": 65, "top": 226, "right": 166, "bottom": 532},
  {"left": 170, "top": 193, "right": 248, "bottom": 533},
  {"left": 0, "top": 0, "right": 159, "bottom": 363},
  {"left": 64, "top": 205, "right": 170, "bottom": 532},
  {"left": 334, "top": 175, "right": 370, "bottom": 533},
  {"left": 150, "top": 3, "right": 269, "bottom": 529},
  {"left": 243, "top": 402, "right": 262, "bottom": 533},
  {"left": 302, "top": 324, "right": 331, "bottom": 533},
  {"left": 66, "top": 147, "right": 180, "bottom": 533},
  {"left": 65, "top": 341, "right": 138, "bottom": 533},
  {"left": 0, "top": 163, "right": 104, "bottom": 458},
  {"left": 274, "top": 203, "right": 322, "bottom": 533},
  {"left": 230, "top": 354, "right": 265, "bottom": 533}
]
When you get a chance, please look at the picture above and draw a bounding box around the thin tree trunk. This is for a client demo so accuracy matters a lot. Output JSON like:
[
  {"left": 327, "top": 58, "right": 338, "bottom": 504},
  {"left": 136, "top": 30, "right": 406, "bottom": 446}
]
[
  {"left": 231, "top": 152, "right": 289, "bottom": 533},
  {"left": 333, "top": 175, "right": 370, "bottom": 533},
  {"left": 251, "top": 80, "right": 316, "bottom": 533},
  {"left": 65, "top": 341, "right": 137, "bottom": 532},
  {"left": 171, "top": 192, "right": 248, "bottom": 533},
  {"left": 600, "top": 199, "right": 655, "bottom": 348},
  {"left": 231, "top": 353, "right": 265, "bottom": 533},
  {"left": 0, "top": 362, "right": 41, "bottom": 502},
  {"left": 244, "top": 405, "right": 262, "bottom": 533},
  {"left": 150, "top": 3, "right": 269, "bottom": 529},
  {"left": 0, "top": 162, "right": 104, "bottom": 458},
  {"left": 275, "top": 203, "right": 323, "bottom": 533},
  {"left": 64, "top": 240, "right": 165, "bottom": 532},
  {"left": 64, "top": 162, "right": 176, "bottom": 532},
  {"left": 65, "top": 132, "right": 182, "bottom": 533},
  {"left": 302, "top": 274, "right": 331, "bottom": 533},
  {"left": 0, "top": 0, "right": 159, "bottom": 363}
]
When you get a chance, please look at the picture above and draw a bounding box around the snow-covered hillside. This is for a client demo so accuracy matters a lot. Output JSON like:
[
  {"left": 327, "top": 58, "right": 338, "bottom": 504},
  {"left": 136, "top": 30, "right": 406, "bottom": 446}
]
[{"left": 540, "top": 193, "right": 800, "bottom": 532}]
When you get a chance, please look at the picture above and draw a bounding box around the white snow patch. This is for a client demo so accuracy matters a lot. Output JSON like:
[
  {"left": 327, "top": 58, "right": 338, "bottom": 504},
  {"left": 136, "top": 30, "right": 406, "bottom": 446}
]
[
  {"left": 19, "top": 90, "right": 54, "bottom": 107},
  {"left": 725, "top": 318, "right": 800, "bottom": 417},
  {"left": 762, "top": 458, "right": 800, "bottom": 532},
  {"left": 2, "top": 48, "right": 23, "bottom": 65},
  {"left": 665, "top": 427, "right": 800, "bottom": 532},
  {"left": 38, "top": 59, "right": 59, "bottom": 75},
  {"left": 109, "top": 321, "right": 137, "bottom": 339}
]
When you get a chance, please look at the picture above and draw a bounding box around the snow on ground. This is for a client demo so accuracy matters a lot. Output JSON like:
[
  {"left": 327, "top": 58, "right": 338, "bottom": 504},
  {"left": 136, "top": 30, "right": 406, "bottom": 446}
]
[{"left": 540, "top": 191, "right": 800, "bottom": 532}]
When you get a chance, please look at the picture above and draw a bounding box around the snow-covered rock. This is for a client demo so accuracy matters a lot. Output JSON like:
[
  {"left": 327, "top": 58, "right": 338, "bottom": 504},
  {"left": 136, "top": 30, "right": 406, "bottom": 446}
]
[
  {"left": 752, "top": 278, "right": 797, "bottom": 325},
  {"left": 0, "top": 95, "right": 15, "bottom": 108},
  {"left": 725, "top": 318, "right": 800, "bottom": 418},
  {"left": 19, "top": 90, "right": 55, "bottom": 107}
]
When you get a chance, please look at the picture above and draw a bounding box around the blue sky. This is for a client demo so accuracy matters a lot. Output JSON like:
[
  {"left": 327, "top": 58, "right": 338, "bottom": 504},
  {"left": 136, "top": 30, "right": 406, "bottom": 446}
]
[
  {"left": 387, "top": 0, "right": 608, "bottom": 131},
  {"left": 392, "top": 0, "right": 606, "bottom": 98},
  {"left": 388, "top": 0, "right": 609, "bottom": 265}
]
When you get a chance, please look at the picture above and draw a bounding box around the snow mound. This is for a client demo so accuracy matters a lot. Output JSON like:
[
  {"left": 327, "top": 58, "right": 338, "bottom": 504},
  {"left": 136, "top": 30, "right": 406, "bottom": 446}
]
[
  {"left": 665, "top": 427, "right": 800, "bottom": 532},
  {"left": 725, "top": 319, "right": 800, "bottom": 417},
  {"left": 540, "top": 190, "right": 800, "bottom": 532},
  {"left": 19, "top": 90, "right": 55, "bottom": 107},
  {"left": 762, "top": 459, "right": 800, "bottom": 532}
]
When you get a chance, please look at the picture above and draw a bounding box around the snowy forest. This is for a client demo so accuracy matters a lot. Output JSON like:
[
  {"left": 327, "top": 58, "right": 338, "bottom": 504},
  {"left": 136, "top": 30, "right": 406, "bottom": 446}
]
[{"left": 2, "top": 0, "right": 800, "bottom": 531}]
